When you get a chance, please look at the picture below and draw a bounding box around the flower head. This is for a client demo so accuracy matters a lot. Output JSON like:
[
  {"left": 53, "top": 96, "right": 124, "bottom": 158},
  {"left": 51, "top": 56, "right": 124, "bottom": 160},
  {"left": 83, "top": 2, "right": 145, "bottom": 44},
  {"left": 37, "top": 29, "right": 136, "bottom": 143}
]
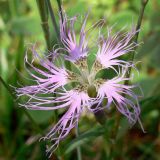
[
  {"left": 60, "top": 12, "right": 89, "bottom": 62},
  {"left": 15, "top": 11, "right": 143, "bottom": 157},
  {"left": 96, "top": 27, "right": 138, "bottom": 70},
  {"left": 97, "top": 67, "right": 141, "bottom": 124}
]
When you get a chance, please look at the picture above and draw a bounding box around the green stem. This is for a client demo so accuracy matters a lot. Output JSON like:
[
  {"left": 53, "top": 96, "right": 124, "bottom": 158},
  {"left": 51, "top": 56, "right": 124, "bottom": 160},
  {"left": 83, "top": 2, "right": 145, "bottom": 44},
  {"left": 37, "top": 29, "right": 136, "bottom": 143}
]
[
  {"left": 126, "top": 0, "right": 149, "bottom": 84},
  {"left": 36, "top": 0, "right": 51, "bottom": 51},
  {"left": 0, "top": 76, "right": 42, "bottom": 134},
  {"left": 87, "top": 85, "right": 107, "bottom": 125},
  {"left": 115, "top": 0, "right": 149, "bottom": 135},
  {"left": 8, "top": 0, "right": 17, "bottom": 18},
  {"left": 56, "top": 0, "right": 63, "bottom": 22},
  {"left": 75, "top": 127, "right": 82, "bottom": 160},
  {"left": 110, "top": 0, "right": 149, "bottom": 158},
  {"left": 46, "top": 0, "right": 60, "bottom": 42}
]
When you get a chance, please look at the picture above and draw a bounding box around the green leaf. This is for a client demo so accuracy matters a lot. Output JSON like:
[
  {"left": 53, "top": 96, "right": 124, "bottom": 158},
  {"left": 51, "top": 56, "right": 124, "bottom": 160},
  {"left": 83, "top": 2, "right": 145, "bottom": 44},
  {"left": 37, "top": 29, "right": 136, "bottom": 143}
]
[
  {"left": 140, "top": 94, "right": 160, "bottom": 116},
  {"left": 64, "top": 126, "right": 105, "bottom": 154},
  {"left": 28, "top": 110, "right": 54, "bottom": 124},
  {"left": 109, "top": 10, "right": 136, "bottom": 29},
  {"left": 139, "top": 77, "right": 160, "bottom": 97},
  {"left": 87, "top": 51, "right": 96, "bottom": 72},
  {"left": 150, "top": 10, "right": 160, "bottom": 31},
  {"left": 8, "top": 17, "right": 41, "bottom": 36},
  {"left": 136, "top": 32, "right": 160, "bottom": 70},
  {"left": 95, "top": 68, "right": 117, "bottom": 80},
  {"left": 136, "top": 33, "right": 160, "bottom": 60},
  {"left": 66, "top": 1, "right": 87, "bottom": 16},
  {"left": 0, "top": 49, "right": 8, "bottom": 81}
]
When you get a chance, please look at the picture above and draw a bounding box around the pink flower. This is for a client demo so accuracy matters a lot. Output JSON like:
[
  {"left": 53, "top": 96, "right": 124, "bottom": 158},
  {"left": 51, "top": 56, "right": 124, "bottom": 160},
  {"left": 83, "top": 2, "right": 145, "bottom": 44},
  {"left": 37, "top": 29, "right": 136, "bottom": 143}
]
[
  {"left": 60, "top": 12, "right": 89, "bottom": 62},
  {"left": 41, "top": 90, "right": 90, "bottom": 156},
  {"left": 96, "top": 27, "right": 139, "bottom": 70},
  {"left": 97, "top": 68, "right": 141, "bottom": 125},
  {"left": 15, "top": 12, "right": 143, "bottom": 157},
  {"left": 16, "top": 46, "right": 68, "bottom": 98}
]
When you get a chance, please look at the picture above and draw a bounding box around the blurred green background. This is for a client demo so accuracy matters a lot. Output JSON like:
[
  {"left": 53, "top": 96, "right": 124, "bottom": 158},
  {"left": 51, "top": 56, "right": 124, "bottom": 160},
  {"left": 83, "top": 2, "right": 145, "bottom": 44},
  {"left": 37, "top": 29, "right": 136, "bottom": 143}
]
[{"left": 0, "top": 0, "right": 160, "bottom": 159}]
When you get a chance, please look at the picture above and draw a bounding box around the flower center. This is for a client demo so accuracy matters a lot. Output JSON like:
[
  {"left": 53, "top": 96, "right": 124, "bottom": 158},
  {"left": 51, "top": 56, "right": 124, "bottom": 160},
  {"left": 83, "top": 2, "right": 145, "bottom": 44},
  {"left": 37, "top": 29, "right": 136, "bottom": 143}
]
[
  {"left": 87, "top": 85, "right": 97, "bottom": 98},
  {"left": 75, "top": 57, "right": 88, "bottom": 70},
  {"left": 67, "top": 56, "right": 105, "bottom": 97}
]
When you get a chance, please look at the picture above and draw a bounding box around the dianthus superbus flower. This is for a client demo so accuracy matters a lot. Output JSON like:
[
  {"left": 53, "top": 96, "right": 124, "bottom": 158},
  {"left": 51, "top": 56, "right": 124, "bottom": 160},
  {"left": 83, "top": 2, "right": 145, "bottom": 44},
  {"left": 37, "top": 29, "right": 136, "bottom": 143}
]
[{"left": 15, "top": 11, "right": 143, "bottom": 157}]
